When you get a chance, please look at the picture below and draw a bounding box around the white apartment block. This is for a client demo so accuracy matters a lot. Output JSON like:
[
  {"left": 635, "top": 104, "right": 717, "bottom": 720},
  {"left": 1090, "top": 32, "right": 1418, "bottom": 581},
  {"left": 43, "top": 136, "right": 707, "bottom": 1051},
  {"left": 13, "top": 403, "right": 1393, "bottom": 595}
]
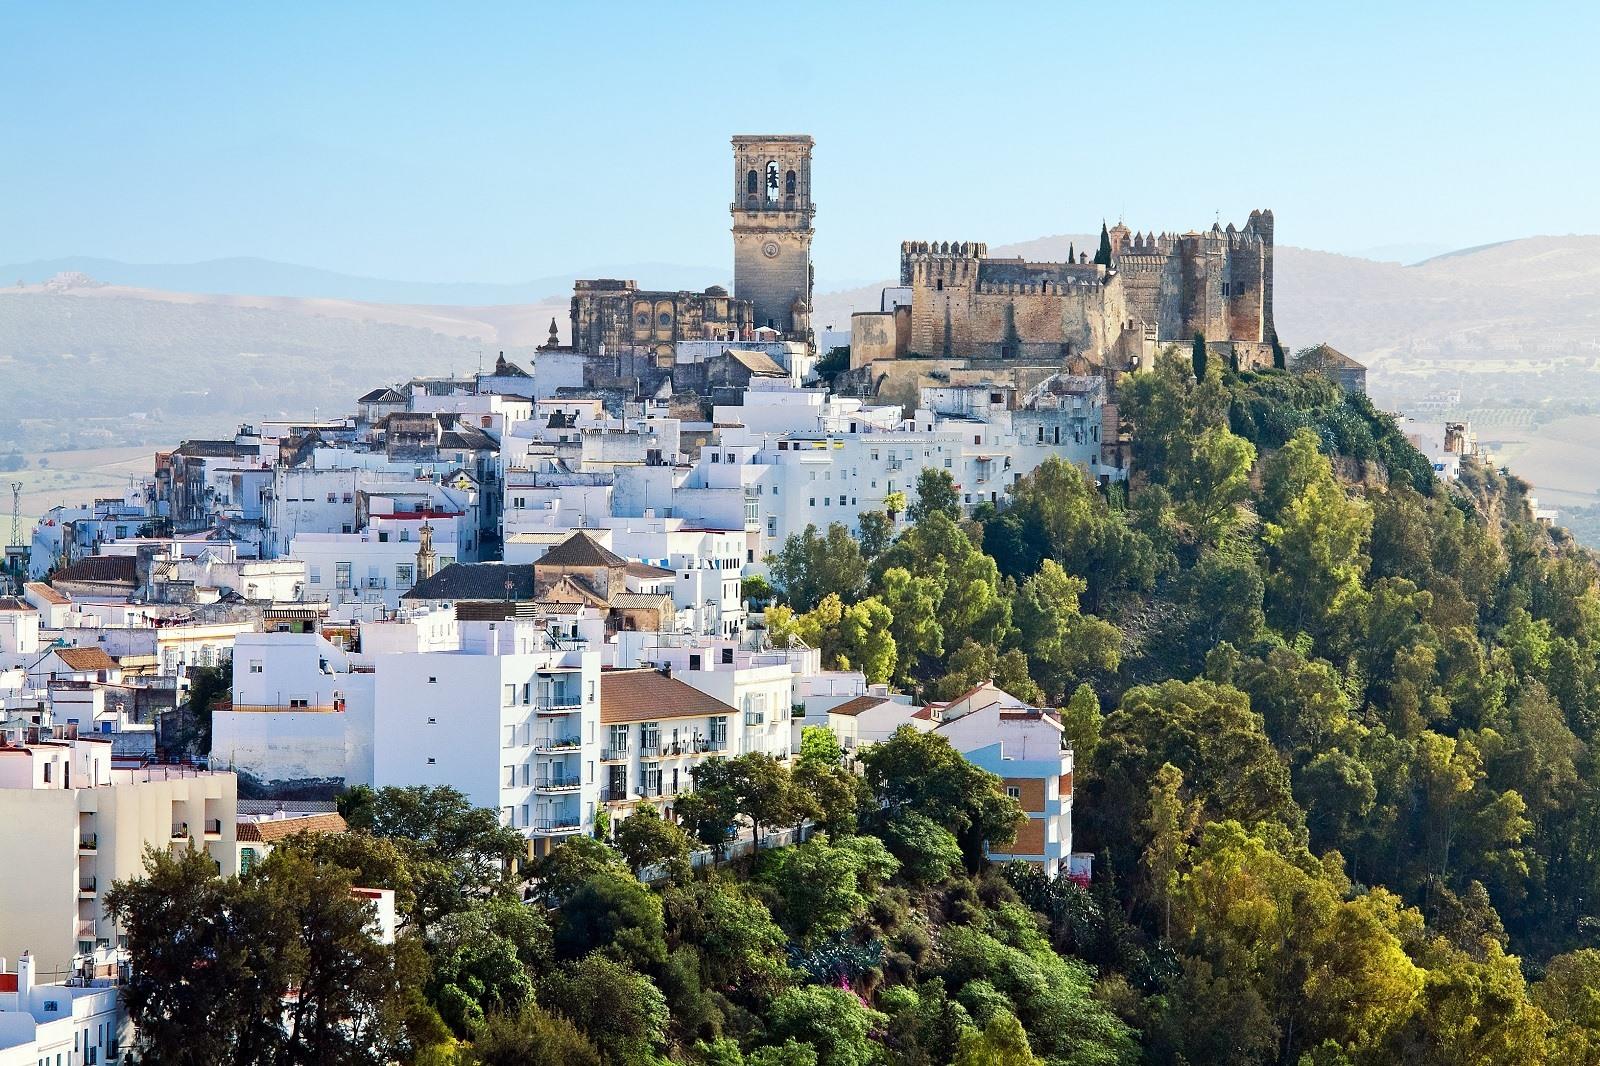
[
  {"left": 931, "top": 683, "right": 1077, "bottom": 879},
  {"left": 370, "top": 617, "right": 601, "bottom": 858},
  {"left": 0, "top": 729, "right": 237, "bottom": 976},
  {"left": 213, "top": 632, "right": 376, "bottom": 789}
]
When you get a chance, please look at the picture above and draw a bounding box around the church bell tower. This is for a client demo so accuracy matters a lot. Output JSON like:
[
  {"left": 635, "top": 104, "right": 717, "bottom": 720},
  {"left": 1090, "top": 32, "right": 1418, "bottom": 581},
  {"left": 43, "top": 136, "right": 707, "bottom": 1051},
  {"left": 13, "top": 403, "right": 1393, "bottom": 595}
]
[{"left": 731, "top": 135, "right": 815, "bottom": 343}]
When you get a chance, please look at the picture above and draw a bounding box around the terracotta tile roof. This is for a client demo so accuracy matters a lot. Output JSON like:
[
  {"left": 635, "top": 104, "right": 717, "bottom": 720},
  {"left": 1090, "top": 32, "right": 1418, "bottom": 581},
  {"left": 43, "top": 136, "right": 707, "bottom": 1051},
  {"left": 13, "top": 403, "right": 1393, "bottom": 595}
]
[
  {"left": 24, "top": 582, "right": 68, "bottom": 605},
  {"left": 625, "top": 561, "right": 675, "bottom": 580},
  {"left": 50, "top": 647, "right": 119, "bottom": 672},
  {"left": 609, "top": 592, "right": 674, "bottom": 610},
  {"left": 828, "top": 694, "right": 894, "bottom": 718},
  {"left": 236, "top": 811, "right": 347, "bottom": 843},
  {"left": 723, "top": 348, "right": 787, "bottom": 376},
  {"left": 537, "top": 530, "right": 627, "bottom": 569},
  {"left": 0, "top": 597, "right": 34, "bottom": 612},
  {"left": 403, "top": 562, "right": 536, "bottom": 602},
  {"left": 51, "top": 555, "right": 138, "bottom": 587},
  {"left": 601, "top": 668, "right": 739, "bottom": 724}
]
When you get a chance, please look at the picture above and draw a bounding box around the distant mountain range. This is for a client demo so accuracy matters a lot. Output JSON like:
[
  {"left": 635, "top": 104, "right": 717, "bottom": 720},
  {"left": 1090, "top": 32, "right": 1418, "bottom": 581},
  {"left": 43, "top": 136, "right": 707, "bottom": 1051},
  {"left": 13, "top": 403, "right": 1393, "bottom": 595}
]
[
  {"left": 0, "top": 256, "right": 728, "bottom": 306},
  {"left": 5, "top": 235, "right": 1600, "bottom": 453}
]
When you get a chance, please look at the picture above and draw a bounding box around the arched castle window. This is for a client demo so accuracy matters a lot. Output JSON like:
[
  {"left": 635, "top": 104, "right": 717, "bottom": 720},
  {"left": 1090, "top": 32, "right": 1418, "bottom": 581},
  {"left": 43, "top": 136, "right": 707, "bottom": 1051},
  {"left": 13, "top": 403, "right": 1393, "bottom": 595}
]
[
  {"left": 746, "top": 169, "right": 759, "bottom": 196},
  {"left": 765, "top": 160, "right": 780, "bottom": 203},
  {"left": 784, "top": 169, "right": 796, "bottom": 196}
]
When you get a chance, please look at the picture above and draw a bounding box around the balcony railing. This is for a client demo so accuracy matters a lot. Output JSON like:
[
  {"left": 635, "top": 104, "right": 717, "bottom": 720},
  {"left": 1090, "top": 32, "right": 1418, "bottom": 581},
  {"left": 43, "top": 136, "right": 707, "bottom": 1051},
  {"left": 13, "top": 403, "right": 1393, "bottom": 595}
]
[
  {"left": 535, "top": 774, "right": 582, "bottom": 793},
  {"left": 204, "top": 819, "right": 222, "bottom": 836},
  {"left": 601, "top": 745, "right": 629, "bottom": 761},
  {"left": 79, "top": 878, "right": 97, "bottom": 895},
  {"left": 599, "top": 785, "right": 629, "bottom": 803},
  {"left": 79, "top": 834, "right": 98, "bottom": 852},
  {"left": 535, "top": 695, "right": 583, "bottom": 713},
  {"left": 77, "top": 920, "right": 96, "bottom": 938},
  {"left": 532, "top": 817, "right": 582, "bottom": 833},
  {"left": 534, "top": 736, "right": 582, "bottom": 753},
  {"left": 171, "top": 824, "right": 189, "bottom": 839}
]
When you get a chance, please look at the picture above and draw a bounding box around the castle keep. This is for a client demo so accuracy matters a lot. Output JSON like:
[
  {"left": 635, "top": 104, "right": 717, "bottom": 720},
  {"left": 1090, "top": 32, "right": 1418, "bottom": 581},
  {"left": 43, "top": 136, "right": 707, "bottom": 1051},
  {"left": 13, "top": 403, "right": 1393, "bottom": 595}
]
[{"left": 860, "top": 212, "right": 1279, "bottom": 374}]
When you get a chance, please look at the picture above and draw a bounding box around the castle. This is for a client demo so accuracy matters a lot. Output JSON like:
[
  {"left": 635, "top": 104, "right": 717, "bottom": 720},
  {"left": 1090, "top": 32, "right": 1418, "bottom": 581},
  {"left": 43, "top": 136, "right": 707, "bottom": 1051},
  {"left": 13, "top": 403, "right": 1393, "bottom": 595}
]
[
  {"left": 558, "top": 134, "right": 1284, "bottom": 394},
  {"left": 853, "top": 214, "right": 1279, "bottom": 377}
]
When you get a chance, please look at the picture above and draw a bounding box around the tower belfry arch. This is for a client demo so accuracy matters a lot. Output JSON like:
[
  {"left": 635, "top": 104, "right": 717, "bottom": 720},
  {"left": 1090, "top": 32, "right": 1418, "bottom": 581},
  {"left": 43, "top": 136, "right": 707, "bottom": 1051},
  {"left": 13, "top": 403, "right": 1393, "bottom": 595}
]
[{"left": 730, "top": 134, "right": 815, "bottom": 344}]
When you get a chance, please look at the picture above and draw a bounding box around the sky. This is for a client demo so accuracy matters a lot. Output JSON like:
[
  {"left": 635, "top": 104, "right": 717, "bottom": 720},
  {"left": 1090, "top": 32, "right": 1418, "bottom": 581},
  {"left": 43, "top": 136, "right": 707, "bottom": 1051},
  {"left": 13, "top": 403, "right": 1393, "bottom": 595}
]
[{"left": 3, "top": 1, "right": 1597, "bottom": 287}]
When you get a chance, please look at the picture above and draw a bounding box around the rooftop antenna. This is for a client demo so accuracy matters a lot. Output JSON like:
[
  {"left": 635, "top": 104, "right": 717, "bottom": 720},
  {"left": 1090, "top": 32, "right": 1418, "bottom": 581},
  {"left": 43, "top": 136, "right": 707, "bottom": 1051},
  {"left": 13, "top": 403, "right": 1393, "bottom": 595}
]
[{"left": 9, "top": 481, "right": 21, "bottom": 557}]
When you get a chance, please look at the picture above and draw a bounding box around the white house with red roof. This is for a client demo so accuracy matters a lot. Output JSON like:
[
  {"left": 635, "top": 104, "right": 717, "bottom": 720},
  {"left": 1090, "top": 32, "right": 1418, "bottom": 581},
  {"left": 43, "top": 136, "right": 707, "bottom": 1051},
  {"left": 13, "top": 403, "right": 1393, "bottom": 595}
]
[{"left": 928, "top": 682, "right": 1083, "bottom": 880}]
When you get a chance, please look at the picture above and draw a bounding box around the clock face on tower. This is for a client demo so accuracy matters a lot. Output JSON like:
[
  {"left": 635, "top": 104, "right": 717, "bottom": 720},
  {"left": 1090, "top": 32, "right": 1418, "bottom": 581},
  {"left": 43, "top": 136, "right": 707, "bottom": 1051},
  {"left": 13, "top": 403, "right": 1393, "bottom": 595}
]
[{"left": 761, "top": 241, "right": 780, "bottom": 259}]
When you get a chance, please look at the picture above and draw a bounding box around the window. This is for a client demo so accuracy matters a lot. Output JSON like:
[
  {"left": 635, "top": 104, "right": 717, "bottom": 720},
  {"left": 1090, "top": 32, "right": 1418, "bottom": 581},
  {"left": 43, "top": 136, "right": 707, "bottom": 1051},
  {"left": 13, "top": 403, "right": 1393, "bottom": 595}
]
[
  {"left": 1006, "top": 785, "right": 1021, "bottom": 800},
  {"left": 335, "top": 562, "right": 352, "bottom": 589},
  {"left": 249, "top": 659, "right": 262, "bottom": 674},
  {"left": 426, "top": 757, "right": 437, "bottom": 765},
  {"left": 503, "top": 684, "right": 516, "bottom": 706},
  {"left": 608, "top": 723, "right": 629, "bottom": 755},
  {"left": 640, "top": 721, "right": 660, "bottom": 751},
  {"left": 289, "top": 698, "right": 309, "bottom": 708},
  {"left": 504, "top": 725, "right": 516, "bottom": 748},
  {"left": 397, "top": 564, "right": 414, "bottom": 585},
  {"left": 690, "top": 654, "right": 702, "bottom": 671},
  {"left": 642, "top": 762, "right": 662, "bottom": 796},
  {"left": 327, "top": 493, "right": 336, "bottom": 503},
  {"left": 427, "top": 676, "right": 438, "bottom": 684},
  {"left": 721, "top": 647, "right": 734, "bottom": 665},
  {"left": 710, "top": 716, "right": 727, "bottom": 749},
  {"left": 503, "top": 765, "right": 516, "bottom": 787},
  {"left": 785, "top": 169, "right": 796, "bottom": 196},
  {"left": 240, "top": 846, "right": 258, "bottom": 873},
  {"left": 308, "top": 565, "right": 321, "bottom": 583}
]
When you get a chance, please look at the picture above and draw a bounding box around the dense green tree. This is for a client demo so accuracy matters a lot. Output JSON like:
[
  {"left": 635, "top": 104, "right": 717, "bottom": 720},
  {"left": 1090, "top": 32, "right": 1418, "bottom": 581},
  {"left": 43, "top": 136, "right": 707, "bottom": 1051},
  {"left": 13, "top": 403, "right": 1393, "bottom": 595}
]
[
  {"left": 766, "top": 523, "right": 869, "bottom": 612},
  {"left": 982, "top": 457, "right": 1157, "bottom": 611},
  {"left": 764, "top": 986, "right": 889, "bottom": 1066},
  {"left": 857, "top": 509, "right": 893, "bottom": 559},
  {"left": 614, "top": 803, "right": 693, "bottom": 878},
  {"left": 539, "top": 955, "right": 671, "bottom": 1063},
  {"left": 758, "top": 833, "right": 898, "bottom": 945},
  {"left": 1011, "top": 559, "right": 1121, "bottom": 701},
  {"left": 878, "top": 511, "right": 1013, "bottom": 652},
  {"left": 462, "top": 1005, "right": 601, "bottom": 1066},
  {"left": 908, "top": 466, "right": 961, "bottom": 524},
  {"left": 861, "top": 727, "right": 1025, "bottom": 866},
  {"left": 552, "top": 868, "right": 667, "bottom": 969}
]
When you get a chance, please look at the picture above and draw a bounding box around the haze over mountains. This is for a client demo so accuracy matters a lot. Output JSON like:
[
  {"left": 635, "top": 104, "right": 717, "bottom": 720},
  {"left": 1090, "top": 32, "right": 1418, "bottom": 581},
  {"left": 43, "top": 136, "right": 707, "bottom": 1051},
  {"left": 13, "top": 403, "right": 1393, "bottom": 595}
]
[{"left": 4, "top": 235, "right": 1600, "bottom": 454}]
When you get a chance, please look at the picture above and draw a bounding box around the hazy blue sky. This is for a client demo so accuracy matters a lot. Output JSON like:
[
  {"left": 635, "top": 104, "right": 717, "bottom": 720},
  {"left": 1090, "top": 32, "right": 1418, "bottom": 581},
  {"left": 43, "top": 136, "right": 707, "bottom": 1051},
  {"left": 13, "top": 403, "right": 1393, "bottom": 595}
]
[{"left": 3, "top": 2, "right": 1596, "bottom": 285}]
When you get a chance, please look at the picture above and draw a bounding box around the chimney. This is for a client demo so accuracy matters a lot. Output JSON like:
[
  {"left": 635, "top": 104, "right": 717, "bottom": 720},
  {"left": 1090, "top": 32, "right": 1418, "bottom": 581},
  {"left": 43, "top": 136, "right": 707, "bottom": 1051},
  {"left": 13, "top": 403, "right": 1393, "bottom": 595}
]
[
  {"left": 17, "top": 951, "right": 34, "bottom": 1005},
  {"left": 660, "top": 662, "right": 673, "bottom": 680}
]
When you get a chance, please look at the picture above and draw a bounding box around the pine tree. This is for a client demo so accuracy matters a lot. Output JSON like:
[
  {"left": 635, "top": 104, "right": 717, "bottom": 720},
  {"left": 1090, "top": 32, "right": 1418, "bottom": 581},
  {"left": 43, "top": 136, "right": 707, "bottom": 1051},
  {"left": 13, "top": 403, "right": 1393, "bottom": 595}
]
[
  {"left": 1093, "top": 223, "right": 1113, "bottom": 266},
  {"left": 1192, "top": 332, "right": 1208, "bottom": 381}
]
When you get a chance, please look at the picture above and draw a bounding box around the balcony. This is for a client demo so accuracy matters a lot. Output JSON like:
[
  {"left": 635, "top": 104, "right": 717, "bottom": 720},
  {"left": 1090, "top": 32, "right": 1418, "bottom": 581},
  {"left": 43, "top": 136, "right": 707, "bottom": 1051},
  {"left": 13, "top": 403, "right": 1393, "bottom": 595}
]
[
  {"left": 600, "top": 745, "right": 630, "bottom": 762},
  {"left": 77, "top": 920, "right": 95, "bottom": 939},
  {"left": 204, "top": 818, "right": 222, "bottom": 837},
  {"left": 535, "top": 773, "right": 582, "bottom": 794},
  {"left": 79, "top": 834, "right": 98, "bottom": 853},
  {"left": 170, "top": 824, "right": 190, "bottom": 839},
  {"left": 531, "top": 817, "right": 583, "bottom": 835},
  {"left": 534, "top": 736, "right": 582, "bottom": 753},
  {"left": 535, "top": 695, "right": 583, "bottom": 715},
  {"left": 599, "top": 785, "right": 629, "bottom": 803},
  {"left": 79, "top": 878, "right": 97, "bottom": 897}
]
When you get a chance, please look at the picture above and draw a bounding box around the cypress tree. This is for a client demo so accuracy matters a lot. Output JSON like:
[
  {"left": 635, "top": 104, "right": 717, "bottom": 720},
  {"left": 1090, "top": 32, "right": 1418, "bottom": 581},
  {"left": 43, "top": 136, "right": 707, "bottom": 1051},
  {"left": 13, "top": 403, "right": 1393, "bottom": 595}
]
[
  {"left": 1093, "top": 223, "right": 1113, "bottom": 266},
  {"left": 1192, "top": 332, "right": 1208, "bottom": 380}
]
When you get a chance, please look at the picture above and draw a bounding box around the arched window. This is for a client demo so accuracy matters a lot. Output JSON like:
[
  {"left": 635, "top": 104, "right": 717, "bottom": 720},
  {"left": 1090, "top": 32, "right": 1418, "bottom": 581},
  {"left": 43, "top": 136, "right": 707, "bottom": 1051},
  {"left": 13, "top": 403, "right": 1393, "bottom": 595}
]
[
  {"left": 746, "top": 169, "right": 758, "bottom": 196},
  {"left": 765, "top": 160, "right": 780, "bottom": 203},
  {"left": 784, "top": 169, "right": 796, "bottom": 196}
]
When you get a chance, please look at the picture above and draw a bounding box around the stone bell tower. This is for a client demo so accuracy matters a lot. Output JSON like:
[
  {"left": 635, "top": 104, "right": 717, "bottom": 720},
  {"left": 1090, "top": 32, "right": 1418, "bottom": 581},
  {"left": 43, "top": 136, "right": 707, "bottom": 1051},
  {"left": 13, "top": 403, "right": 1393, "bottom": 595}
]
[{"left": 731, "top": 135, "right": 815, "bottom": 342}]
